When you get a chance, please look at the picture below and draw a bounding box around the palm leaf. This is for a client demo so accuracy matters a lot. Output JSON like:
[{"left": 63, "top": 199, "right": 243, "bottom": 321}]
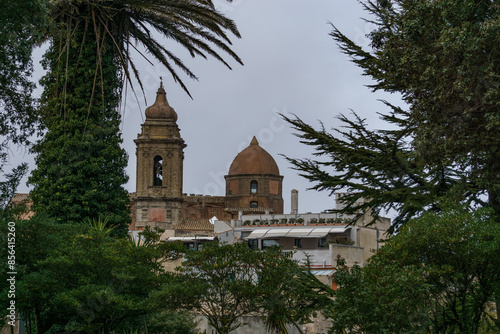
[{"left": 46, "top": 0, "right": 242, "bottom": 100}]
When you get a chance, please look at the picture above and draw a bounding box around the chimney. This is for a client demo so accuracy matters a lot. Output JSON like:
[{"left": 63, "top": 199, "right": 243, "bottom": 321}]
[{"left": 291, "top": 189, "right": 298, "bottom": 215}]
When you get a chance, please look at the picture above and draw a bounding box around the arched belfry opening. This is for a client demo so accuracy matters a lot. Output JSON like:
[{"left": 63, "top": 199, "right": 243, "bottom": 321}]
[{"left": 153, "top": 155, "right": 163, "bottom": 186}]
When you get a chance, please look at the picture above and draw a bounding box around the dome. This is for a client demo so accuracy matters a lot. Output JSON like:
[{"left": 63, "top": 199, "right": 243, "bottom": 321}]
[
  {"left": 145, "top": 82, "right": 178, "bottom": 121},
  {"left": 228, "top": 137, "right": 280, "bottom": 175}
]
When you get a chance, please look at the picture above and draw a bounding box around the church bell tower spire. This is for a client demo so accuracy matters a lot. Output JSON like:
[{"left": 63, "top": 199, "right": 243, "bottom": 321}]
[{"left": 133, "top": 82, "right": 186, "bottom": 230}]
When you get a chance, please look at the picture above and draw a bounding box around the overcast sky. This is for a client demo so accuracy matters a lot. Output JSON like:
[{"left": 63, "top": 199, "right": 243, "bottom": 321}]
[{"left": 13, "top": 0, "right": 403, "bottom": 215}]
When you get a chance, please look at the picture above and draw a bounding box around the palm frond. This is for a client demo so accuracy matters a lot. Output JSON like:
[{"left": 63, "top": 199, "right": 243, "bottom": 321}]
[{"left": 47, "top": 0, "right": 242, "bottom": 98}]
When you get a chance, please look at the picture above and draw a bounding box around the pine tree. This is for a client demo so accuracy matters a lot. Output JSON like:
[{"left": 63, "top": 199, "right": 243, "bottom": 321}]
[
  {"left": 283, "top": 0, "right": 500, "bottom": 230},
  {"left": 283, "top": 109, "right": 474, "bottom": 233},
  {"left": 329, "top": 0, "right": 500, "bottom": 214}
]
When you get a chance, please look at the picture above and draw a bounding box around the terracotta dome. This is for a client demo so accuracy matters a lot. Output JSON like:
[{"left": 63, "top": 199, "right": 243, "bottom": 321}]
[
  {"left": 145, "top": 82, "right": 178, "bottom": 121},
  {"left": 228, "top": 137, "right": 280, "bottom": 175}
]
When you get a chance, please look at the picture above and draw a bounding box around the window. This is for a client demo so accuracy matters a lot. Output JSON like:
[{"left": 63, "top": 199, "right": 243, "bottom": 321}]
[
  {"left": 294, "top": 238, "right": 302, "bottom": 249},
  {"left": 318, "top": 237, "right": 327, "bottom": 248},
  {"left": 250, "top": 201, "right": 258, "bottom": 208},
  {"left": 248, "top": 239, "right": 259, "bottom": 249},
  {"left": 153, "top": 155, "right": 163, "bottom": 186},
  {"left": 262, "top": 239, "right": 279, "bottom": 249},
  {"left": 185, "top": 242, "right": 204, "bottom": 251},
  {"left": 250, "top": 180, "right": 258, "bottom": 194}
]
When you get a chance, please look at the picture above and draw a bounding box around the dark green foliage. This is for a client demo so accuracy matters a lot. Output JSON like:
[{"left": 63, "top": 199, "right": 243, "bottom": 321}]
[
  {"left": 256, "top": 249, "right": 333, "bottom": 334},
  {"left": 382, "top": 205, "right": 500, "bottom": 333},
  {"left": 328, "top": 257, "right": 430, "bottom": 334},
  {"left": 0, "top": 0, "right": 45, "bottom": 149},
  {"left": 0, "top": 0, "right": 46, "bottom": 221},
  {"left": 45, "top": 0, "right": 242, "bottom": 98},
  {"left": 165, "top": 242, "right": 330, "bottom": 334},
  {"left": 0, "top": 218, "right": 187, "bottom": 333},
  {"left": 282, "top": 111, "right": 471, "bottom": 233},
  {"left": 329, "top": 205, "right": 500, "bottom": 333},
  {"left": 29, "top": 0, "right": 243, "bottom": 229},
  {"left": 284, "top": 0, "right": 500, "bottom": 230},
  {"left": 29, "top": 30, "right": 131, "bottom": 233},
  {"left": 330, "top": 0, "right": 500, "bottom": 212},
  {"left": 349, "top": 0, "right": 500, "bottom": 162},
  {"left": 172, "top": 242, "right": 260, "bottom": 334},
  {"left": 142, "top": 310, "right": 200, "bottom": 334},
  {"left": 0, "top": 217, "right": 84, "bottom": 330}
]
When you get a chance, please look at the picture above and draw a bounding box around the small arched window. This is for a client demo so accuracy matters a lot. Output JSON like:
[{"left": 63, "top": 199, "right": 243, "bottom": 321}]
[
  {"left": 153, "top": 155, "right": 163, "bottom": 186},
  {"left": 250, "top": 180, "right": 258, "bottom": 194},
  {"left": 250, "top": 201, "right": 258, "bottom": 208}
]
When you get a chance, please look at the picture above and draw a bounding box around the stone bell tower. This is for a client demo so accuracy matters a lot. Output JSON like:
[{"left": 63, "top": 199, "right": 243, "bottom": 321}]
[{"left": 133, "top": 82, "right": 186, "bottom": 230}]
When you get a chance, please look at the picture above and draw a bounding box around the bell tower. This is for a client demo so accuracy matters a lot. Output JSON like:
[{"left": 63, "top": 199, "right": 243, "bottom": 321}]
[{"left": 133, "top": 82, "right": 186, "bottom": 230}]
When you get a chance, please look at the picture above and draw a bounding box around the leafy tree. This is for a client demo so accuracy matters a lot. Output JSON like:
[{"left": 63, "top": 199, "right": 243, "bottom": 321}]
[
  {"left": 328, "top": 255, "right": 431, "bottom": 333},
  {"left": 328, "top": 205, "right": 500, "bottom": 333},
  {"left": 43, "top": 0, "right": 242, "bottom": 98},
  {"left": 0, "top": 216, "right": 84, "bottom": 331},
  {"left": 283, "top": 0, "right": 500, "bottom": 230},
  {"left": 170, "top": 242, "right": 260, "bottom": 334},
  {"left": 0, "top": 218, "right": 185, "bottom": 333},
  {"left": 29, "top": 0, "right": 242, "bottom": 229},
  {"left": 165, "top": 242, "right": 332, "bottom": 334},
  {"left": 0, "top": 0, "right": 45, "bottom": 150},
  {"left": 256, "top": 249, "right": 332, "bottom": 334},
  {"left": 381, "top": 205, "right": 500, "bottom": 333},
  {"left": 329, "top": 0, "right": 500, "bottom": 213},
  {"left": 0, "top": 0, "right": 45, "bottom": 218},
  {"left": 142, "top": 310, "right": 201, "bottom": 334}
]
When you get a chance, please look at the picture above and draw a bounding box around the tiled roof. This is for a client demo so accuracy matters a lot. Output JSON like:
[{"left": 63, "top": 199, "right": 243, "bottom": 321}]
[
  {"left": 228, "top": 136, "right": 280, "bottom": 176},
  {"left": 176, "top": 219, "right": 214, "bottom": 232},
  {"left": 11, "top": 193, "right": 30, "bottom": 203}
]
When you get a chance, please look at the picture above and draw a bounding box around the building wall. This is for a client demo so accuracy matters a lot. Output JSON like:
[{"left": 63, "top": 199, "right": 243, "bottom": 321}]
[
  {"left": 356, "top": 216, "right": 391, "bottom": 261},
  {"left": 1, "top": 318, "right": 21, "bottom": 334},
  {"left": 329, "top": 244, "right": 364, "bottom": 267},
  {"left": 224, "top": 174, "right": 284, "bottom": 216},
  {"left": 181, "top": 195, "right": 232, "bottom": 221}
]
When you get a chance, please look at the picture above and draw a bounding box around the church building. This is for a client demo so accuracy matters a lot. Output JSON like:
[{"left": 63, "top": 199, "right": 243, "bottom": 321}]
[{"left": 130, "top": 83, "right": 284, "bottom": 236}]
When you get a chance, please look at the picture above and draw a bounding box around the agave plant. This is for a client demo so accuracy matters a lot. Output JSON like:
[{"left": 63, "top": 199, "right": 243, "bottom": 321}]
[{"left": 84, "top": 216, "right": 116, "bottom": 235}]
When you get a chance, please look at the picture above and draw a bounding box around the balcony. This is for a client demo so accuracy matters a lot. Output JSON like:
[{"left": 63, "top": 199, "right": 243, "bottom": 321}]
[{"left": 290, "top": 244, "right": 364, "bottom": 268}]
